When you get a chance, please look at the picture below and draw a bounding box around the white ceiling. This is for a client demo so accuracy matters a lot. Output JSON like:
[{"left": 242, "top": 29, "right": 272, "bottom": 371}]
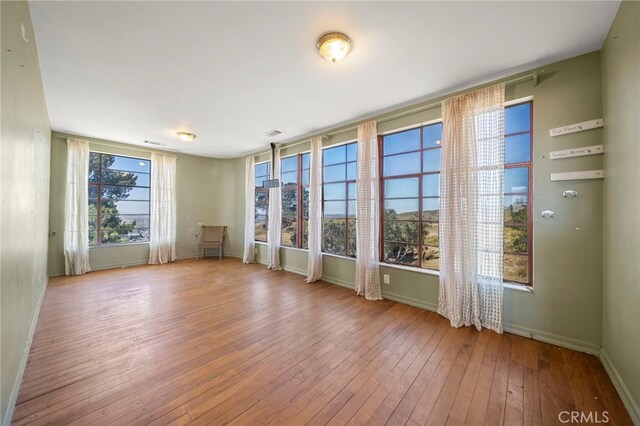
[{"left": 30, "top": 1, "right": 619, "bottom": 158}]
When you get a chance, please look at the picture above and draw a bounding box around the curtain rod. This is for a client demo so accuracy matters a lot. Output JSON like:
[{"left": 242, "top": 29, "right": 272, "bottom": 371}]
[{"left": 251, "top": 70, "right": 542, "bottom": 157}]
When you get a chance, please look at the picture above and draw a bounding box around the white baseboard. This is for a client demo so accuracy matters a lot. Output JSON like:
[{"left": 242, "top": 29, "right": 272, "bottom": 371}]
[
  {"left": 600, "top": 349, "right": 640, "bottom": 425},
  {"left": 3, "top": 278, "right": 48, "bottom": 426}
]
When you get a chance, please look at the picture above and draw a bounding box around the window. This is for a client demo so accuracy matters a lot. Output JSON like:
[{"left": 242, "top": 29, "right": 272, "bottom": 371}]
[
  {"left": 503, "top": 101, "right": 533, "bottom": 284},
  {"left": 322, "top": 142, "right": 357, "bottom": 257},
  {"left": 88, "top": 153, "right": 150, "bottom": 245},
  {"left": 381, "top": 122, "right": 442, "bottom": 269},
  {"left": 281, "top": 153, "right": 310, "bottom": 249},
  {"left": 380, "top": 101, "right": 533, "bottom": 285},
  {"left": 254, "top": 162, "right": 270, "bottom": 242}
]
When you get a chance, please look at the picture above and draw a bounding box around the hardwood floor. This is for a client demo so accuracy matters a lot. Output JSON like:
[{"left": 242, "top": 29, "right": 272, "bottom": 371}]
[{"left": 12, "top": 259, "right": 631, "bottom": 425}]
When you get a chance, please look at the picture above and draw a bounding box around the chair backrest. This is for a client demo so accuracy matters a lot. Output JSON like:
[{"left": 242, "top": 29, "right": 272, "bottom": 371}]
[{"left": 202, "top": 226, "right": 225, "bottom": 242}]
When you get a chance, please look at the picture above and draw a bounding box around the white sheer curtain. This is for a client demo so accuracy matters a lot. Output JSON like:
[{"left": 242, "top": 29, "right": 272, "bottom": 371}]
[
  {"left": 306, "top": 136, "right": 323, "bottom": 282},
  {"left": 64, "top": 138, "right": 91, "bottom": 276},
  {"left": 438, "top": 83, "right": 505, "bottom": 333},
  {"left": 267, "top": 148, "right": 282, "bottom": 270},
  {"left": 148, "top": 152, "right": 177, "bottom": 265},
  {"left": 243, "top": 156, "right": 256, "bottom": 264},
  {"left": 355, "top": 121, "right": 383, "bottom": 300}
]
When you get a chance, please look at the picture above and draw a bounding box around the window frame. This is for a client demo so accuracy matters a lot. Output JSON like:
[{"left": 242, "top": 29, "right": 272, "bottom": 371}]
[
  {"left": 280, "top": 152, "right": 310, "bottom": 249},
  {"left": 503, "top": 100, "right": 534, "bottom": 285},
  {"left": 88, "top": 152, "right": 151, "bottom": 246},
  {"left": 321, "top": 141, "right": 357, "bottom": 258},
  {"left": 378, "top": 121, "right": 442, "bottom": 270},
  {"left": 378, "top": 99, "right": 534, "bottom": 286},
  {"left": 254, "top": 160, "right": 271, "bottom": 243}
]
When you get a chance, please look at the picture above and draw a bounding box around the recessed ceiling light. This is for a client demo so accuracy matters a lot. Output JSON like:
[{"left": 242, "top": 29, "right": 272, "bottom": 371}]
[
  {"left": 177, "top": 131, "right": 196, "bottom": 142},
  {"left": 317, "top": 32, "right": 352, "bottom": 63}
]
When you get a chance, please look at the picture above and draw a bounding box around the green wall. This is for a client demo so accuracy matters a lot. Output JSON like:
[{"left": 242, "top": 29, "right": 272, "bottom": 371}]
[
  {"left": 0, "top": 1, "right": 52, "bottom": 423},
  {"left": 48, "top": 135, "right": 245, "bottom": 276},
  {"left": 601, "top": 1, "right": 640, "bottom": 422},
  {"left": 6, "top": 1, "right": 635, "bottom": 421},
  {"left": 44, "top": 47, "right": 610, "bottom": 386},
  {"left": 251, "top": 51, "right": 606, "bottom": 354}
]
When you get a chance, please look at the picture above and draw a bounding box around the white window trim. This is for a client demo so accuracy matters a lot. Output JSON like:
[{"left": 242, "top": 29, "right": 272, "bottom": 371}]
[{"left": 89, "top": 241, "right": 149, "bottom": 249}]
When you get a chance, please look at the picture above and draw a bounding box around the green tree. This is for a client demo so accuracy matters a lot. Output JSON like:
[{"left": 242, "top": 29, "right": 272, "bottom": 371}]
[
  {"left": 281, "top": 186, "right": 311, "bottom": 247},
  {"left": 504, "top": 197, "right": 528, "bottom": 254},
  {"left": 323, "top": 219, "right": 346, "bottom": 255},
  {"left": 281, "top": 187, "right": 298, "bottom": 246},
  {"left": 89, "top": 154, "right": 140, "bottom": 244},
  {"left": 505, "top": 198, "right": 527, "bottom": 223},
  {"left": 383, "top": 208, "right": 419, "bottom": 264}
]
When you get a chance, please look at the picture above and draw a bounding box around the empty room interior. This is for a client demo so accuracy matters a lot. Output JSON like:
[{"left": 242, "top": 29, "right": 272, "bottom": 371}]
[{"left": 2, "top": 0, "right": 639, "bottom": 424}]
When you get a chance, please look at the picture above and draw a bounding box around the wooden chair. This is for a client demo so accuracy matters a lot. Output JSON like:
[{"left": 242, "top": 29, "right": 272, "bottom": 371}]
[{"left": 197, "top": 225, "right": 226, "bottom": 260}]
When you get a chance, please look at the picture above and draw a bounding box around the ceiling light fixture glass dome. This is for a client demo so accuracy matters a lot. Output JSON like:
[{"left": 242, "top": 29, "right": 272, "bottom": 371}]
[
  {"left": 317, "top": 32, "right": 352, "bottom": 63},
  {"left": 177, "top": 131, "right": 196, "bottom": 142}
]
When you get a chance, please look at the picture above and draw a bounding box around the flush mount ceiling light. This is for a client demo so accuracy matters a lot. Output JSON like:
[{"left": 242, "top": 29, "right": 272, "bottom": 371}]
[
  {"left": 177, "top": 131, "right": 196, "bottom": 142},
  {"left": 317, "top": 32, "right": 351, "bottom": 63}
]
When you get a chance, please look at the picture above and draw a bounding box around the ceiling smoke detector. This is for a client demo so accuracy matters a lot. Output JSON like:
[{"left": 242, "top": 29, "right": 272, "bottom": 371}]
[{"left": 262, "top": 129, "right": 282, "bottom": 138}]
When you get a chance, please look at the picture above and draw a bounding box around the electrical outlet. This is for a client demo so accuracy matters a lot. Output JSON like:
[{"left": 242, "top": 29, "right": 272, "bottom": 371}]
[
  {"left": 254, "top": 247, "right": 258, "bottom": 255},
  {"left": 383, "top": 274, "right": 390, "bottom": 284}
]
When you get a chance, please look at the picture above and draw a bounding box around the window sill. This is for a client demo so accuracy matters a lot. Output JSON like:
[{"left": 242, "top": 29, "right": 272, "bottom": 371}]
[
  {"left": 381, "top": 262, "right": 440, "bottom": 276},
  {"left": 253, "top": 242, "right": 534, "bottom": 293},
  {"left": 503, "top": 282, "right": 534, "bottom": 293},
  {"left": 322, "top": 251, "right": 356, "bottom": 261},
  {"left": 90, "top": 242, "right": 149, "bottom": 249},
  {"left": 280, "top": 245, "right": 308, "bottom": 253},
  {"left": 381, "top": 262, "right": 534, "bottom": 292},
  {"left": 256, "top": 243, "right": 353, "bottom": 260}
]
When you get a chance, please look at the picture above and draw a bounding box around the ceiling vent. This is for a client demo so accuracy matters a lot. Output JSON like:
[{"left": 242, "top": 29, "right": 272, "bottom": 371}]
[
  {"left": 143, "top": 140, "right": 167, "bottom": 147},
  {"left": 262, "top": 129, "right": 282, "bottom": 138}
]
